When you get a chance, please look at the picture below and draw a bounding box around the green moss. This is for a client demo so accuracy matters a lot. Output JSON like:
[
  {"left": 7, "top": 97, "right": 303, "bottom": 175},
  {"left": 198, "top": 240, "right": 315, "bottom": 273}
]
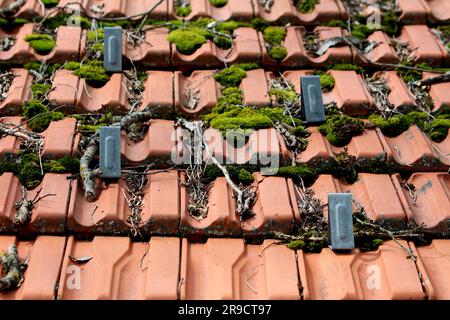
[
  {"left": 328, "top": 63, "right": 365, "bottom": 74},
  {"left": 381, "top": 10, "right": 399, "bottom": 36},
  {"left": 87, "top": 29, "right": 104, "bottom": 42},
  {"left": 215, "top": 21, "right": 239, "bottom": 34},
  {"left": 358, "top": 238, "right": 384, "bottom": 252},
  {"left": 167, "top": 29, "right": 207, "bottom": 55},
  {"left": 175, "top": 5, "right": 192, "bottom": 17},
  {"left": 269, "top": 165, "right": 317, "bottom": 184},
  {"left": 397, "top": 62, "right": 432, "bottom": 83},
  {"left": 22, "top": 99, "right": 64, "bottom": 132},
  {"left": 209, "top": 0, "right": 228, "bottom": 7},
  {"left": 213, "top": 65, "right": 248, "bottom": 87},
  {"left": 237, "top": 168, "right": 254, "bottom": 184},
  {"left": 43, "top": 156, "right": 79, "bottom": 173},
  {"left": 287, "top": 240, "right": 305, "bottom": 250},
  {"left": 24, "top": 34, "right": 56, "bottom": 55},
  {"left": 0, "top": 18, "right": 29, "bottom": 28},
  {"left": 16, "top": 153, "right": 42, "bottom": 188},
  {"left": 269, "top": 88, "right": 298, "bottom": 106},
  {"left": 369, "top": 114, "right": 411, "bottom": 137},
  {"left": 263, "top": 26, "right": 286, "bottom": 45},
  {"left": 324, "top": 20, "right": 347, "bottom": 28},
  {"left": 64, "top": 61, "right": 81, "bottom": 70},
  {"left": 41, "top": 0, "right": 59, "bottom": 7},
  {"left": 294, "top": 0, "right": 319, "bottom": 13},
  {"left": 31, "top": 83, "right": 51, "bottom": 99},
  {"left": 314, "top": 71, "right": 335, "bottom": 92},
  {"left": 203, "top": 164, "right": 255, "bottom": 184},
  {"left": 68, "top": 60, "right": 109, "bottom": 87},
  {"left": 251, "top": 18, "right": 269, "bottom": 32},
  {"left": 422, "top": 117, "right": 450, "bottom": 142},
  {"left": 268, "top": 45, "right": 288, "bottom": 61},
  {"left": 319, "top": 115, "right": 365, "bottom": 146},
  {"left": 334, "top": 148, "right": 358, "bottom": 183},
  {"left": 351, "top": 24, "right": 374, "bottom": 40}
]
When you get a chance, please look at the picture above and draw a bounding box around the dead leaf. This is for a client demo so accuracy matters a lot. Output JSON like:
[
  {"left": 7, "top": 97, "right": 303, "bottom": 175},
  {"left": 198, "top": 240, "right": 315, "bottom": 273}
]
[{"left": 69, "top": 256, "right": 93, "bottom": 264}]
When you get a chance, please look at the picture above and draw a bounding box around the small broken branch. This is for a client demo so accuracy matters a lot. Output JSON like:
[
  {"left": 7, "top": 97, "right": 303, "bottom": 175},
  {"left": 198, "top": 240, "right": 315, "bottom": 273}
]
[
  {"left": 0, "top": 244, "right": 27, "bottom": 292},
  {"left": 14, "top": 187, "right": 56, "bottom": 225}
]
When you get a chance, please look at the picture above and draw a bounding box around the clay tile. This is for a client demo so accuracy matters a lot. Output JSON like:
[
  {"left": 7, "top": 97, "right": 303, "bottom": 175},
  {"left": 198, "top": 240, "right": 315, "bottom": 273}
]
[
  {"left": 180, "top": 176, "right": 241, "bottom": 239},
  {"left": 0, "top": 0, "right": 44, "bottom": 19},
  {"left": 308, "top": 27, "right": 352, "bottom": 66},
  {"left": 240, "top": 69, "right": 271, "bottom": 107},
  {"left": 296, "top": 126, "right": 332, "bottom": 165},
  {"left": 0, "top": 68, "right": 32, "bottom": 115},
  {"left": 339, "top": 173, "right": 407, "bottom": 226},
  {"left": 219, "top": 27, "right": 261, "bottom": 65},
  {"left": 48, "top": 69, "right": 79, "bottom": 108},
  {"left": 425, "top": 0, "right": 450, "bottom": 23},
  {"left": 125, "top": 28, "right": 171, "bottom": 67},
  {"left": 179, "top": 238, "right": 300, "bottom": 299},
  {"left": 172, "top": 41, "right": 220, "bottom": 71},
  {"left": 241, "top": 173, "right": 298, "bottom": 238},
  {"left": 326, "top": 70, "right": 375, "bottom": 116},
  {"left": 171, "top": 0, "right": 253, "bottom": 20},
  {"left": 0, "top": 236, "right": 66, "bottom": 300},
  {"left": 76, "top": 73, "right": 129, "bottom": 114},
  {"left": 381, "top": 125, "right": 447, "bottom": 170},
  {"left": 141, "top": 71, "right": 174, "bottom": 116},
  {"left": 308, "top": 174, "right": 340, "bottom": 218},
  {"left": 397, "top": 0, "right": 429, "bottom": 23},
  {"left": 373, "top": 71, "right": 417, "bottom": 111},
  {"left": 41, "top": 118, "right": 77, "bottom": 158},
  {"left": 423, "top": 72, "right": 450, "bottom": 112},
  {"left": 174, "top": 70, "right": 220, "bottom": 117},
  {"left": 39, "top": 25, "right": 82, "bottom": 63},
  {"left": 412, "top": 240, "right": 450, "bottom": 299},
  {"left": 58, "top": 236, "right": 180, "bottom": 299},
  {"left": 67, "top": 170, "right": 181, "bottom": 236},
  {"left": 396, "top": 173, "right": 450, "bottom": 230},
  {"left": 0, "top": 116, "right": 23, "bottom": 156},
  {"left": 261, "top": 26, "right": 309, "bottom": 68},
  {"left": 252, "top": 0, "right": 298, "bottom": 23},
  {"left": 0, "top": 23, "right": 35, "bottom": 64},
  {"left": 360, "top": 31, "right": 399, "bottom": 65},
  {"left": 297, "top": 241, "right": 425, "bottom": 300},
  {"left": 398, "top": 25, "right": 448, "bottom": 66}
]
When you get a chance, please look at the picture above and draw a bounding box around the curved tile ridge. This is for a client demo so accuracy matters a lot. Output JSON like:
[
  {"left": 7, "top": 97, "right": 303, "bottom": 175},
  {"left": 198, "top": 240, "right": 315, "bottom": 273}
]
[
  {"left": 0, "top": 23, "right": 82, "bottom": 64},
  {"left": 57, "top": 0, "right": 168, "bottom": 19},
  {"left": 398, "top": 0, "right": 450, "bottom": 23},
  {"left": 67, "top": 170, "right": 182, "bottom": 236},
  {"left": 57, "top": 236, "right": 180, "bottom": 300},
  {"left": 169, "top": 0, "right": 254, "bottom": 21},
  {"left": 252, "top": 0, "right": 346, "bottom": 24},
  {"left": 0, "top": 235, "right": 66, "bottom": 300},
  {"left": 297, "top": 241, "right": 426, "bottom": 300},
  {"left": 0, "top": 68, "right": 32, "bottom": 116},
  {"left": 393, "top": 172, "right": 450, "bottom": 231},
  {"left": 0, "top": 173, "right": 71, "bottom": 235},
  {"left": 0, "top": 116, "right": 76, "bottom": 158},
  {"left": 179, "top": 238, "right": 301, "bottom": 299}
]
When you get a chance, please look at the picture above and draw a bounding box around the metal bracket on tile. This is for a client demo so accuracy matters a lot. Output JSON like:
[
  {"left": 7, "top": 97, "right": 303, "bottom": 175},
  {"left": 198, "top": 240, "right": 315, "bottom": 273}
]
[
  {"left": 99, "top": 126, "right": 121, "bottom": 178},
  {"left": 300, "top": 75, "right": 325, "bottom": 124},
  {"left": 328, "top": 193, "right": 355, "bottom": 251},
  {"left": 104, "top": 27, "right": 122, "bottom": 72}
]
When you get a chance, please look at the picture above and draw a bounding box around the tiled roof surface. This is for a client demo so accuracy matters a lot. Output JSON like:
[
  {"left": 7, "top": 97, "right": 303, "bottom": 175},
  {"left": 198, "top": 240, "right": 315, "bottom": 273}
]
[{"left": 0, "top": 0, "right": 449, "bottom": 300}]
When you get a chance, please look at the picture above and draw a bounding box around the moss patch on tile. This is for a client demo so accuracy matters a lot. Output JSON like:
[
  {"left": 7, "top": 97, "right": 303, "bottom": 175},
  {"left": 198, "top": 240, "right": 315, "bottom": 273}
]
[
  {"left": 209, "top": 0, "right": 228, "bottom": 7},
  {"left": 64, "top": 60, "right": 109, "bottom": 87},
  {"left": 30, "top": 83, "right": 51, "bottom": 100},
  {"left": 41, "top": 0, "right": 59, "bottom": 8},
  {"left": 294, "top": 0, "right": 319, "bottom": 13},
  {"left": 313, "top": 70, "right": 335, "bottom": 92},
  {"left": 263, "top": 26, "right": 287, "bottom": 61},
  {"left": 22, "top": 99, "right": 64, "bottom": 132},
  {"left": 24, "top": 34, "right": 56, "bottom": 55},
  {"left": 204, "top": 164, "right": 255, "bottom": 185},
  {"left": 319, "top": 114, "right": 365, "bottom": 146},
  {"left": 213, "top": 63, "right": 258, "bottom": 87}
]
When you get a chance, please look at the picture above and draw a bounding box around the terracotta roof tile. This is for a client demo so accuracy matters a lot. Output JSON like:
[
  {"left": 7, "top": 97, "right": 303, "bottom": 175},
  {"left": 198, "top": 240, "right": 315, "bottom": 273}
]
[
  {"left": 0, "top": 69, "right": 32, "bottom": 115},
  {"left": 168, "top": 0, "right": 254, "bottom": 21},
  {"left": 57, "top": 236, "right": 180, "bottom": 299}
]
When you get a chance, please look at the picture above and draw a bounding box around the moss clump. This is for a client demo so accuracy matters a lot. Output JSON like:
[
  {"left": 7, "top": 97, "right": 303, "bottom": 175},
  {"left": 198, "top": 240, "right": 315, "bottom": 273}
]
[
  {"left": 294, "top": 0, "right": 319, "bottom": 13},
  {"left": 263, "top": 27, "right": 288, "bottom": 61},
  {"left": 286, "top": 240, "right": 305, "bottom": 250},
  {"left": 31, "top": 83, "right": 51, "bottom": 99},
  {"left": 213, "top": 64, "right": 258, "bottom": 87},
  {"left": 43, "top": 156, "right": 80, "bottom": 174},
  {"left": 203, "top": 164, "right": 255, "bottom": 184},
  {"left": 268, "top": 165, "right": 317, "bottom": 184},
  {"left": 334, "top": 148, "right": 357, "bottom": 183},
  {"left": 175, "top": 5, "right": 192, "bottom": 17},
  {"left": 269, "top": 88, "right": 298, "bottom": 106},
  {"left": 268, "top": 45, "right": 288, "bottom": 61},
  {"left": 422, "top": 116, "right": 450, "bottom": 142},
  {"left": 0, "top": 18, "right": 28, "bottom": 28},
  {"left": 263, "top": 27, "right": 287, "bottom": 45},
  {"left": 24, "top": 34, "right": 56, "bottom": 55},
  {"left": 358, "top": 238, "right": 384, "bottom": 252},
  {"left": 314, "top": 71, "right": 335, "bottom": 92},
  {"left": 237, "top": 168, "right": 254, "bottom": 184},
  {"left": 319, "top": 115, "right": 365, "bottom": 146},
  {"left": 351, "top": 24, "right": 374, "bottom": 40},
  {"left": 251, "top": 18, "right": 269, "bottom": 32},
  {"left": 324, "top": 20, "right": 347, "bottom": 28},
  {"left": 369, "top": 114, "right": 412, "bottom": 137},
  {"left": 65, "top": 60, "right": 109, "bottom": 87},
  {"left": 209, "top": 0, "right": 228, "bottom": 7},
  {"left": 87, "top": 29, "right": 104, "bottom": 42},
  {"left": 15, "top": 153, "right": 43, "bottom": 188},
  {"left": 167, "top": 29, "right": 207, "bottom": 55},
  {"left": 22, "top": 99, "right": 64, "bottom": 132},
  {"left": 41, "top": 0, "right": 59, "bottom": 7},
  {"left": 328, "top": 63, "right": 364, "bottom": 74}
]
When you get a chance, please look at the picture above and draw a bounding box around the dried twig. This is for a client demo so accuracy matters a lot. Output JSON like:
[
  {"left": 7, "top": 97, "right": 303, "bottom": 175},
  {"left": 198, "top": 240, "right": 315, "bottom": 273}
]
[
  {"left": 0, "top": 244, "right": 27, "bottom": 292},
  {"left": 14, "top": 187, "right": 56, "bottom": 225}
]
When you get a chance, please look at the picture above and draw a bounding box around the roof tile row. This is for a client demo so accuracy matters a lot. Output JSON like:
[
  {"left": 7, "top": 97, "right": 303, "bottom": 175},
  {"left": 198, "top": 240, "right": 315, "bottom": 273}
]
[
  {"left": 4, "top": 68, "right": 447, "bottom": 116},
  {"left": 2, "top": 24, "right": 449, "bottom": 69},
  {"left": 2, "top": 235, "right": 450, "bottom": 300},
  {"left": 4, "top": 0, "right": 449, "bottom": 24},
  {"left": 0, "top": 171, "right": 448, "bottom": 236}
]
